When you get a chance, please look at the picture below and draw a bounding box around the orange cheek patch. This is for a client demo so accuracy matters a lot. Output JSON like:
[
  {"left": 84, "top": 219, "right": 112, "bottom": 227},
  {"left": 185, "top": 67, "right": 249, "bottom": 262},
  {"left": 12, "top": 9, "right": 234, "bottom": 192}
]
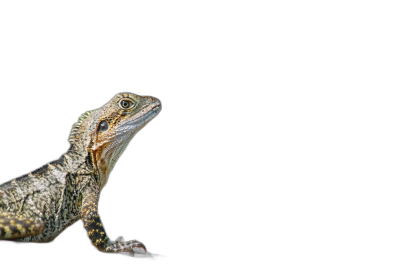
[
  {"left": 92, "top": 142, "right": 113, "bottom": 188},
  {"left": 99, "top": 158, "right": 107, "bottom": 175},
  {"left": 91, "top": 110, "right": 126, "bottom": 188}
]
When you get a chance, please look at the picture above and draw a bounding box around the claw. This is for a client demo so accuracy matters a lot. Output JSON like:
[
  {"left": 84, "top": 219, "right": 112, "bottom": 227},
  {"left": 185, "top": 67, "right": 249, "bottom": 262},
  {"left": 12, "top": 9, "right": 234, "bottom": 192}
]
[
  {"left": 125, "top": 247, "right": 149, "bottom": 257},
  {"left": 134, "top": 242, "right": 147, "bottom": 251}
]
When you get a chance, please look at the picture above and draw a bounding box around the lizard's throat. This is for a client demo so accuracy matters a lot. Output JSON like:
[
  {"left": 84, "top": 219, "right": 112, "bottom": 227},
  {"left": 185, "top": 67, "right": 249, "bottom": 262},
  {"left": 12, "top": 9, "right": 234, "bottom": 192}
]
[
  {"left": 90, "top": 104, "right": 161, "bottom": 189},
  {"left": 92, "top": 133, "right": 136, "bottom": 189}
]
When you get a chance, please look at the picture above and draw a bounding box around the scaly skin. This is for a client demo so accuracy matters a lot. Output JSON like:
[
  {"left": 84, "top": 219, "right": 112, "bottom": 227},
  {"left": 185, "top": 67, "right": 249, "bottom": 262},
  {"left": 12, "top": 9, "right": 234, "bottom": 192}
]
[{"left": 0, "top": 92, "right": 161, "bottom": 254}]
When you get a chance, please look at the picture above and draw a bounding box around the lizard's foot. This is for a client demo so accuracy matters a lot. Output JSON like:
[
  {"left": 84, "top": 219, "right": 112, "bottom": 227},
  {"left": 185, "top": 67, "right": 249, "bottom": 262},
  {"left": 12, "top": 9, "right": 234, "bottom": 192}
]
[
  {"left": 124, "top": 239, "right": 147, "bottom": 255},
  {"left": 116, "top": 236, "right": 124, "bottom": 243},
  {"left": 128, "top": 240, "right": 147, "bottom": 255},
  {"left": 107, "top": 240, "right": 152, "bottom": 258},
  {"left": 130, "top": 244, "right": 153, "bottom": 258}
]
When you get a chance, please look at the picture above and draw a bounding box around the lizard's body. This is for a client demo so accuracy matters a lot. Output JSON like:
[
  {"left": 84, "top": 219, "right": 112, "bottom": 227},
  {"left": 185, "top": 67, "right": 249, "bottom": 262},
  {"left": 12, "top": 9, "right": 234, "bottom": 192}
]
[
  {"left": 0, "top": 92, "right": 161, "bottom": 254},
  {"left": 0, "top": 154, "right": 90, "bottom": 242}
]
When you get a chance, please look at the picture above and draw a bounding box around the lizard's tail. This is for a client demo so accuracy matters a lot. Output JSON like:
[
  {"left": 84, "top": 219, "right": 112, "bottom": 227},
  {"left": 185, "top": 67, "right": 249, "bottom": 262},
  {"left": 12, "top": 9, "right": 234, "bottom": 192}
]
[{"left": 0, "top": 213, "right": 44, "bottom": 240}]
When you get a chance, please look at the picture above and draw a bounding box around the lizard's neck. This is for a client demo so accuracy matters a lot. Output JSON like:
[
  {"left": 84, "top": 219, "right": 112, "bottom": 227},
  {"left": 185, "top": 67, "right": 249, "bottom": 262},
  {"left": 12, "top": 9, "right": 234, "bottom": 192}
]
[
  {"left": 61, "top": 146, "right": 102, "bottom": 187},
  {"left": 64, "top": 99, "right": 108, "bottom": 188}
]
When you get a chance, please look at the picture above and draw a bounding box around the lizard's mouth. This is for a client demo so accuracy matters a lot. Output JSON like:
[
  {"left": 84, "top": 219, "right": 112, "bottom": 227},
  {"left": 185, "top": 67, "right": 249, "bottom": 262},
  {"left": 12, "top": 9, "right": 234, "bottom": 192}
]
[{"left": 119, "top": 101, "right": 162, "bottom": 130}]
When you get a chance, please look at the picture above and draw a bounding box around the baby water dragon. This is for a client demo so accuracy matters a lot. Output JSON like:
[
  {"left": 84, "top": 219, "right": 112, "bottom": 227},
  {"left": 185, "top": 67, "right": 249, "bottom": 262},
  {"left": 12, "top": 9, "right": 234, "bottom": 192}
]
[{"left": 0, "top": 92, "right": 161, "bottom": 254}]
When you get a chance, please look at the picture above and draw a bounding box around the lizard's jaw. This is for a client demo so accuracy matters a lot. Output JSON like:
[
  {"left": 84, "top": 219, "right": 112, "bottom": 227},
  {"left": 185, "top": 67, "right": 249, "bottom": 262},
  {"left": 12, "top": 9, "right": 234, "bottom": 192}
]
[
  {"left": 95, "top": 98, "right": 161, "bottom": 188},
  {"left": 118, "top": 99, "right": 162, "bottom": 132}
]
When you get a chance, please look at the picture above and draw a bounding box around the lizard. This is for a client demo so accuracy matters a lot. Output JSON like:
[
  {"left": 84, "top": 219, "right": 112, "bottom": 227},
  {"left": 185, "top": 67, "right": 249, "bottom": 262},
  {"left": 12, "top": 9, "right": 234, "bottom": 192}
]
[{"left": 0, "top": 92, "right": 161, "bottom": 255}]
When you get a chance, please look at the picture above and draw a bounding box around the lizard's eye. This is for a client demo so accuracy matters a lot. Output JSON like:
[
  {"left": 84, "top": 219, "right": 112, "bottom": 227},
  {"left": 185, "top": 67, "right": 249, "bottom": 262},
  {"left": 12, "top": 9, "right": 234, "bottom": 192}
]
[
  {"left": 98, "top": 121, "right": 108, "bottom": 132},
  {"left": 119, "top": 99, "right": 135, "bottom": 109}
]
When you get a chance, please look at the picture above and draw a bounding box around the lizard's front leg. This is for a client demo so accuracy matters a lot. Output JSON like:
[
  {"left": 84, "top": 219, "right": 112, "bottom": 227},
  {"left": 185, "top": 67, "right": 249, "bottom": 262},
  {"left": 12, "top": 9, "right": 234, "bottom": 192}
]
[{"left": 81, "top": 187, "right": 146, "bottom": 254}]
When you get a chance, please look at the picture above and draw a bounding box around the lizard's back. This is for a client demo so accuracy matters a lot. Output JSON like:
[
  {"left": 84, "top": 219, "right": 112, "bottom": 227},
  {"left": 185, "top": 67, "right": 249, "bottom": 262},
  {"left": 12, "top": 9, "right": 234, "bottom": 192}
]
[{"left": 0, "top": 155, "right": 83, "bottom": 241}]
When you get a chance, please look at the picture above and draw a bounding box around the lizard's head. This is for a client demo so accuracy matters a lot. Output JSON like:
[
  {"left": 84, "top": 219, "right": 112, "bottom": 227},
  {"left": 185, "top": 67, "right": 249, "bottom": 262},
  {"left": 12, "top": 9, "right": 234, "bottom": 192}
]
[{"left": 69, "top": 92, "right": 161, "bottom": 187}]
